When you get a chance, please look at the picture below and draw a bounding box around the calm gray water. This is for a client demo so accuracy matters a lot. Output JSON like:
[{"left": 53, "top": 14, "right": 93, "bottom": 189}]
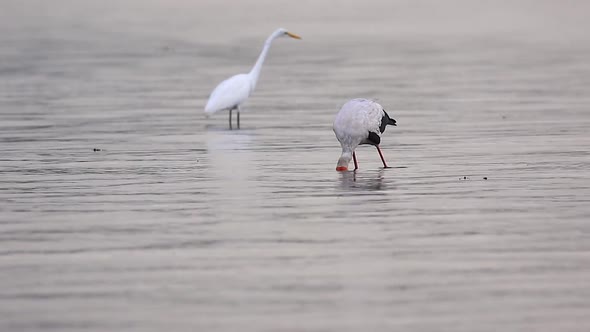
[{"left": 1, "top": 1, "right": 590, "bottom": 331}]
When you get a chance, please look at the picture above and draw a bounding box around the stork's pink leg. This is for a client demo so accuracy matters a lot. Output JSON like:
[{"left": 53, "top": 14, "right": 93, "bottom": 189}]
[{"left": 376, "top": 146, "right": 389, "bottom": 168}]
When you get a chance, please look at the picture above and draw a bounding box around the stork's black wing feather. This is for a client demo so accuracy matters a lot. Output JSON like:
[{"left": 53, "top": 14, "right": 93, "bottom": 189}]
[{"left": 379, "top": 110, "right": 397, "bottom": 133}]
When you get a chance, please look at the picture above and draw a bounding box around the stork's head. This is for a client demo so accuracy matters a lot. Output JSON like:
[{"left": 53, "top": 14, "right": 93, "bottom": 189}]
[{"left": 336, "top": 151, "right": 353, "bottom": 172}]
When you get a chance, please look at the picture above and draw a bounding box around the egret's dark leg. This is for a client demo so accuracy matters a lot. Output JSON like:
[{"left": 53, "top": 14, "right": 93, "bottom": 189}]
[
  {"left": 353, "top": 151, "right": 359, "bottom": 170},
  {"left": 237, "top": 110, "right": 240, "bottom": 129},
  {"left": 229, "top": 108, "right": 233, "bottom": 129},
  {"left": 376, "top": 145, "right": 389, "bottom": 168}
]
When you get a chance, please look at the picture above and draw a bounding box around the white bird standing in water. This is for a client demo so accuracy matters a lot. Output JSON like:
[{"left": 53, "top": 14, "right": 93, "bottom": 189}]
[
  {"left": 204, "top": 28, "right": 302, "bottom": 129},
  {"left": 333, "top": 98, "right": 397, "bottom": 171}
]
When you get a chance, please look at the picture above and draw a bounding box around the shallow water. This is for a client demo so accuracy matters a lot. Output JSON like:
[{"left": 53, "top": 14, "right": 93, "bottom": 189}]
[{"left": 1, "top": 0, "right": 590, "bottom": 331}]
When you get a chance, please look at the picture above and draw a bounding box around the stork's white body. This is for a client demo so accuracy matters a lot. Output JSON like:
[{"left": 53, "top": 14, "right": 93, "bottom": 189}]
[
  {"left": 333, "top": 98, "right": 396, "bottom": 171},
  {"left": 334, "top": 99, "right": 384, "bottom": 149}
]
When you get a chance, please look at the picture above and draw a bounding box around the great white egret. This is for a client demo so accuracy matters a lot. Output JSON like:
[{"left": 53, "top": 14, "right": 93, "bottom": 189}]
[
  {"left": 204, "top": 28, "right": 302, "bottom": 129},
  {"left": 333, "top": 98, "right": 397, "bottom": 171}
]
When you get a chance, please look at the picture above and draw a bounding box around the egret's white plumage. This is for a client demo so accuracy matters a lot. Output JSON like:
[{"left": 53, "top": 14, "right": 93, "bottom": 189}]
[
  {"left": 204, "top": 28, "right": 301, "bottom": 128},
  {"left": 333, "top": 98, "right": 397, "bottom": 171},
  {"left": 205, "top": 74, "right": 251, "bottom": 114}
]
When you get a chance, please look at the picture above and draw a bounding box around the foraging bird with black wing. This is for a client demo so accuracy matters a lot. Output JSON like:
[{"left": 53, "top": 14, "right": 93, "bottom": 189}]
[{"left": 333, "top": 98, "right": 397, "bottom": 171}]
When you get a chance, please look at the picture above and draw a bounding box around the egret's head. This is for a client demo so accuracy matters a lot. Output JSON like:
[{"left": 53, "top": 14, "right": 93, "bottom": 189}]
[{"left": 277, "top": 28, "right": 302, "bottom": 40}]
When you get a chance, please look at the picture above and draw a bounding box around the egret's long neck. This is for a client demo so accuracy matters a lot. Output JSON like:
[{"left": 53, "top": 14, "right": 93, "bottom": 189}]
[{"left": 248, "top": 32, "right": 280, "bottom": 89}]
